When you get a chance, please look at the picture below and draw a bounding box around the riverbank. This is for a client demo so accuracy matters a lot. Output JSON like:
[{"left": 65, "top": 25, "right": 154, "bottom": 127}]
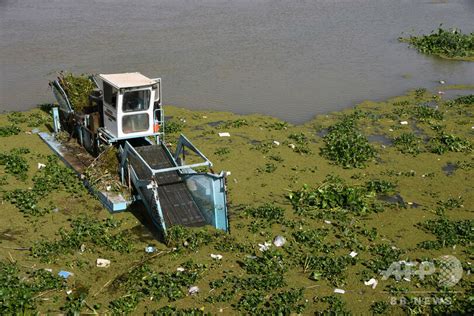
[{"left": 1, "top": 87, "right": 473, "bottom": 314}]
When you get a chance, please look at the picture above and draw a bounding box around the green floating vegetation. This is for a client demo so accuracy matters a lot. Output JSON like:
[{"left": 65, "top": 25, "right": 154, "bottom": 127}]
[
  {"left": 31, "top": 216, "right": 132, "bottom": 262},
  {"left": 5, "top": 155, "right": 84, "bottom": 216},
  {"left": 393, "top": 132, "right": 424, "bottom": 156},
  {"left": 320, "top": 115, "right": 376, "bottom": 168},
  {"left": 429, "top": 132, "right": 472, "bottom": 154},
  {"left": 165, "top": 225, "right": 222, "bottom": 251},
  {"left": 152, "top": 306, "right": 210, "bottom": 316},
  {"left": 0, "top": 147, "right": 30, "bottom": 181},
  {"left": 417, "top": 218, "right": 473, "bottom": 249},
  {"left": 287, "top": 175, "right": 393, "bottom": 215},
  {"left": 0, "top": 262, "right": 66, "bottom": 314},
  {"left": 400, "top": 27, "right": 474, "bottom": 60},
  {"left": 164, "top": 120, "right": 184, "bottom": 134},
  {"left": 110, "top": 260, "right": 206, "bottom": 314},
  {"left": 0, "top": 124, "right": 21, "bottom": 137},
  {"left": 56, "top": 71, "right": 95, "bottom": 112}
]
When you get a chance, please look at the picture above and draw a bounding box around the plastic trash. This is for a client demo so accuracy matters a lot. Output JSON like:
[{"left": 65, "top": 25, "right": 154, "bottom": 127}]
[
  {"left": 273, "top": 236, "right": 286, "bottom": 247},
  {"left": 324, "top": 220, "right": 332, "bottom": 224},
  {"left": 439, "top": 80, "right": 445, "bottom": 84},
  {"left": 45, "top": 268, "right": 53, "bottom": 272},
  {"left": 210, "top": 254, "right": 223, "bottom": 260},
  {"left": 58, "top": 271, "right": 73, "bottom": 279},
  {"left": 334, "top": 289, "right": 345, "bottom": 294},
  {"left": 188, "top": 286, "right": 199, "bottom": 295},
  {"left": 258, "top": 242, "right": 272, "bottom": 252},
  {"left": 37, "top": 163, "right": 46, "bottom": 169},
  {"left": 145, "top": 246, "right": 156, "bottom": 253},
  {"left": 288, "top": 143, "right": 296, "bottom": 149},
  {"left": 349, "top": 251, "right": 358, "bottom": 258},
  {"left": 364, "top": 278, "right": 378, "bottom": 289},
  {"left": 96, "top": 258, "right": 111, "bottom": 268},
  {"left": 273, "top": 141, "right": 280, "bottom": 146},
  {"left": 400, "top": 121, "right": 408, "bottom": 125},
  {"left": 176, "top": 267, "right": 185, "bottom": 272},
  {"left": 218, "top": 132, "right": 230, "bottom": 137},
  {"left": 66, "top": 290, "right": 73, "bottom": 295}
]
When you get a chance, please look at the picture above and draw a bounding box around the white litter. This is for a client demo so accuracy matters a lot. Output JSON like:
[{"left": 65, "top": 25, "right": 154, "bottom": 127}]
[
  {"left": 439, "top": 80, "right": 445, "bottom": 85},
  {"left": 225, "top": 171, "right": 232, "bottom": 176},
  {"left": 400, "top": 121, "right": 408, "bottom": 125},
  {"left": 45, "top": 268, "right": 53, "bottom": 272},
  {"left": 80, "top": 244, "right": 86, "bottom": 252},
  {"left": 273, "top": 236, "right": 286, "bottom": 247},
  {"left": 334, "top": 289, "right": 345, "bottom": 294},
  {"left": 288, "top": 143, "right": 296, "bottom": 149},
  {"left": 210, "top": 253, "right": 223, "bottom": 260},
  {"left": 96, "top": 258, "right": 111, "bottom": 268},
  {"left": 66, "top": 290, "right": 73, "bottom": 295},
  {"left": 273, "top": 141, "right": 280, "bottom": 146},
  {"left": 349, "top": 251, "right": 358, "bottom": 258},
  {"left": 176, "top": 267, "right": 185, "bottom": 272},
  {"left": 188, "top": 286, "right": 200, "bottom": 295},
  {"left": 324, "top": 220, "right": 332, "bottom": 224},
  {"left": 145, "top": 246, "right": 156, "bottom": 253},
  {"left": 218, "top": 132, "right": 230, "bottom": 137},
  {"left": 438, "top": 91, "right": 445, "bottom": 95},
  {"left": 403, "top": 277, "right": 411, "bottom": 282},
  {"left": 106, "top": 185, "right": 112, "bottom": 191},
  {"left": 364, "top": 278, "right": 378, "bottom": 289},
  {"left": 389, "top": 128, "right": 394, "bottom": 132},
  {"left": 37, "top": 163, "right": 46, "bottom": 169},
  {"left": 258, "top": 242, "right": 272, "bottom": 252},
  {"left": 202, "top": 116, "right": 208, "bottom": 119}
]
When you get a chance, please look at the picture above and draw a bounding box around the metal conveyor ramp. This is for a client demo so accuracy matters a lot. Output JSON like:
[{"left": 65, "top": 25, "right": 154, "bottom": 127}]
[{"left": 121, "top": 135, "right": 229, "bottom": 235}]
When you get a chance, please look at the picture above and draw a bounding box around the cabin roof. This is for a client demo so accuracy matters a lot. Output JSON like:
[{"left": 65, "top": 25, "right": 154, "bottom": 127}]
[{"left": 99, "top": 72, "right": 156, "bottom": 89}]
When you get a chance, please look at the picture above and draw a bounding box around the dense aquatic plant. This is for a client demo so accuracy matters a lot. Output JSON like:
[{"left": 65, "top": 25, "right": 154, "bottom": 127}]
[
  {"left": 393, "top": 132, "right": 424, "bottom": 155},
  {"left": 400, "top": 27, "right": 474, "bottom": 59},
  {"left": 56, "top": 72, "right": 95, "bottom": 112},
  {"left": 320, "top": 115, "right": 376, "bottom": 168}
]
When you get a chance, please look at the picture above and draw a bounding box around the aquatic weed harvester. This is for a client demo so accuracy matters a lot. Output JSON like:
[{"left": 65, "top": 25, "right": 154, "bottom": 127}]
[{"left": 40, "top": 72, "right": 228, "bottom": 236}]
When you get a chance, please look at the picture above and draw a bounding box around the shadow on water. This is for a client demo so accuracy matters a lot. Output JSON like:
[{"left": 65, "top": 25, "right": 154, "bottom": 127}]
[{"left": 128, "top": 201, "right": 165, "bottom": 243}]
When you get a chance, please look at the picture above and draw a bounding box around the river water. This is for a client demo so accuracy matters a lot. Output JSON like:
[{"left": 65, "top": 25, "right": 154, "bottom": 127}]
[{"left": 1, "top": 0, "right": 473, "bottom": 123}]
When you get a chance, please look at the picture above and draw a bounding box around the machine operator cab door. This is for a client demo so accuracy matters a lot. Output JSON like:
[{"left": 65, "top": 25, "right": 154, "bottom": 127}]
[{"left": 97, "top": 72, "right": 161, "bottom": 139}]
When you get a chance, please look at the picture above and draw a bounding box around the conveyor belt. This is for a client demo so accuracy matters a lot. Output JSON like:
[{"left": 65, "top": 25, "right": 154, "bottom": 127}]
[{"left": 133, "top": 144, "right": 206, "bottom": 228}]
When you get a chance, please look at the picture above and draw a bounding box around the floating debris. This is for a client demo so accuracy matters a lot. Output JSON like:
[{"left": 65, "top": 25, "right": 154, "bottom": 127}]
[
  {"left": 258, "top": 241, "right": 272, "bottom": 252},
  {"left": 349, "top": 251, "right": 358, "bottom": 258},
  {"left": 188, "top": 286, "right": 200, "bottom": 295},
  {"left": 37, "top": 163, "right": 46, "bottom": 169},
  {"left": 145, "top": 246, "right": 156, "bottom": 253},
  {"left": 218, "top": 132, "right": 230, "bottom": 137},
  {"left": 58, "top": 270, "right": 73, "bottom": 279},
  {"left": 177, "top": 267, "right": 185, "bottom": 272},
  {"left": 273, "top": 140, "right": 280, "bottom": 146},
  {"left": 273, "top": 235, "right": 286, "bottom": 247},
  {"left": 96, "top": 258, "right": 111, "bottom": 268},
  {"left": 400, "top": 121, "right": 408, "bottom": 125},
  {"left": 210, "top": 253, "right": 223, "bottom": 260},
  {"left": 364, "top": 278, "right": 378, "bottom": 289},
  {"left": 334, "top": 289, "right": 345, "bottom": 294}
]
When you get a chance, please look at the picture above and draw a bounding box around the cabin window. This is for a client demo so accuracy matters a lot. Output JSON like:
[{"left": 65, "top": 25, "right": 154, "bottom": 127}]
[
  {"left": 103, "top": 82, "right": 117, "bottom": 108},
  {"left": 122, "top": 113, "right": 149, "bottom": 134},
  {"left": 122, "top": 89, "right": 150, "bottom": 112}
]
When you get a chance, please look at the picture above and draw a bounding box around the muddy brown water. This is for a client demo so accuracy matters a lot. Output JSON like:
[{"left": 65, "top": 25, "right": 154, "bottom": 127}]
[{"left": 1, "top": 0, "right": 474, "bottom": 123}]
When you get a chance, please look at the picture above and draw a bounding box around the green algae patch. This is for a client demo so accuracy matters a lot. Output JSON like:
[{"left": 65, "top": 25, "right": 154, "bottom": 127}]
[{"left": 1, "top": 87, "right": 473, "bottom": 314}]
